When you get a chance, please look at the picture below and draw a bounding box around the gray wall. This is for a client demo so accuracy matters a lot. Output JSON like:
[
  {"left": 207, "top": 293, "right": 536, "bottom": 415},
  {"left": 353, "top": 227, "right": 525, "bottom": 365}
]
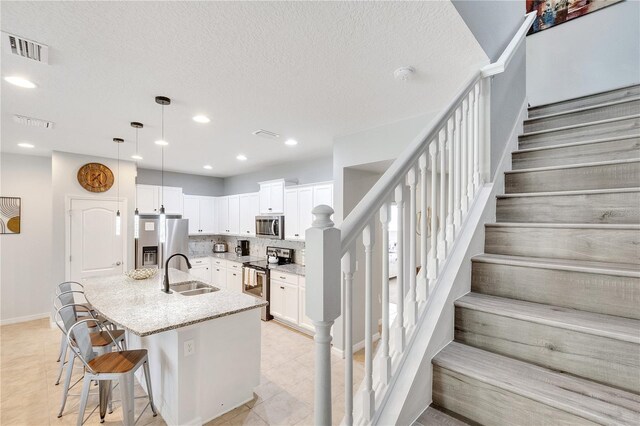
[
  {"left": 453, "top": 0, "right": 527, "bottom": 179},
  {"left": 222, "top": 155, "right": 333, "bottom": 195},
  {"left": 136, "top": 168, "right": 225, "bottom": 196},
  {"left": 526, "top": 0, "right": 640, "bottom": 106}
]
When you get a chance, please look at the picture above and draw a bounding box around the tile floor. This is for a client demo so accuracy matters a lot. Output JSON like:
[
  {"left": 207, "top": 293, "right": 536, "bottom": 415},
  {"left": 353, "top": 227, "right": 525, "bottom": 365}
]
[{"left": 1, "top": 318, "right": 364, "bottom": 426}]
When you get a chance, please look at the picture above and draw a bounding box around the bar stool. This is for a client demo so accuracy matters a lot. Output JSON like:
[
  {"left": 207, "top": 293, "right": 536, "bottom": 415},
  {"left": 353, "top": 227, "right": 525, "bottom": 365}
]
[
  {"left": 55, "top": 304, "right": 127, "bottom": 419},
  {"left": 66, "top": 318, "right": 157, "bottom": 426},
  {"left": 55, "top": 282, "right": 90, "bottom": 362}
]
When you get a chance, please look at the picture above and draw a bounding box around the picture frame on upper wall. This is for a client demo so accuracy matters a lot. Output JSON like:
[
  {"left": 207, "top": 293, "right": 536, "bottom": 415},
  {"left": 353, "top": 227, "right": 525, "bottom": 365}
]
[
  {"left": 0, "top": 197, "right": 21, "bottom": 234},
  {"left": 526, "top": 0, "right": 624, "bottom": 34}
]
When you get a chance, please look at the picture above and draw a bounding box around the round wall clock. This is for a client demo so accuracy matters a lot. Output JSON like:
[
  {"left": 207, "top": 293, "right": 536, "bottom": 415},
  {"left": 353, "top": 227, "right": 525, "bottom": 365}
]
[{"left": 77, "top": 163, "right": 115, "bottom": 193}]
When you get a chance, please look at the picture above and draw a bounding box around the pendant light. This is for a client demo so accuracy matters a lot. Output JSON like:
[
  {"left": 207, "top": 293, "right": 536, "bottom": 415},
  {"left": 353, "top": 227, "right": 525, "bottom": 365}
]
[
  {"left": 113, "top": 137, "right": 124, "bottom": 236},
  {"left": 131, "top": 122, "right": 143, "bottom": 239},
  {"left": 155, "top": 96, "right": 171, "bottom": 243}
]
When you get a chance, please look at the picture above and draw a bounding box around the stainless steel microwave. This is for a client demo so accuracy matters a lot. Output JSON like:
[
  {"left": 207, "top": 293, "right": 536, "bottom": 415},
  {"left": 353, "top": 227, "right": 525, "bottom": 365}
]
[{"left": 255, "top": 215, "right": 284, "bottom": 239}]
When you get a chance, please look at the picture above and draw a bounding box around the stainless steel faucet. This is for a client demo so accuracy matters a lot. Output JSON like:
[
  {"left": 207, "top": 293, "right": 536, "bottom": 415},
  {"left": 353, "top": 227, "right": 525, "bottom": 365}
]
[{"left": 162, "top": 253, "right": 192, "bottom": 293}]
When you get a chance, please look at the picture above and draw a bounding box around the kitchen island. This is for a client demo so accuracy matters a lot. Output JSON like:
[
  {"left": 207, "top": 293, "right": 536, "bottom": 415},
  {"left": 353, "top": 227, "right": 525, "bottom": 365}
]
[{"left": 83, "top": 268, "right": 266, "bottom": 426}]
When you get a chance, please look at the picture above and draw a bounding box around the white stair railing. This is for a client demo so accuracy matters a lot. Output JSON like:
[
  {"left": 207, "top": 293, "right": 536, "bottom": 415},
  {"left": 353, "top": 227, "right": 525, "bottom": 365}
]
[{"left": 306, "top": 13, "right": 536, "bottom": 425}]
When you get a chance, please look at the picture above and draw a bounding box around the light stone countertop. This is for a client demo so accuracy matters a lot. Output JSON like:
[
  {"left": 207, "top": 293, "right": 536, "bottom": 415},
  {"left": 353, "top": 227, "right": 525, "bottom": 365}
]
[
  {"left": 83, "top": 268, "right": 267, "bottom": 337},
  {"left": 269, "top": 263, "right": 306, "bottom": 276}
]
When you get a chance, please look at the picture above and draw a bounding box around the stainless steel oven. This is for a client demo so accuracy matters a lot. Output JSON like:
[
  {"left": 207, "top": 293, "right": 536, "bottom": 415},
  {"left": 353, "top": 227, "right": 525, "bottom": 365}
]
[
  {"left": 242, "top": 264, "right": 272, "bottom": 321},
  {"left": 255, "top": 215, "right": 284, "bottom": 239}
]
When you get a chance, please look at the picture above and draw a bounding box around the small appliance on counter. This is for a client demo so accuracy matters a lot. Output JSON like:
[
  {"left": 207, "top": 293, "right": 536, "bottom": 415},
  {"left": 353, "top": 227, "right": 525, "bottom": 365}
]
[
  {"left": 235, "top": 240, "right": 250, "bottom": 256},
  {"left": 213, "top": 241, "right": 227, "bottom": 253},
  {"left": 242, "top": 246, "right": 294, "bottom": 321}
]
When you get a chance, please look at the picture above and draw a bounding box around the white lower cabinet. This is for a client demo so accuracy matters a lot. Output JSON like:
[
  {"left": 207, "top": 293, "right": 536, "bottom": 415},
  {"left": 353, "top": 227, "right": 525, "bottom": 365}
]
[
  {"left": 190, "top": 258, "right": 211, "bottom": 284},
  {"left": 270, "top": 280, "right": 299, "bottom": 324},
  {"left": 212, "top": 266, "right": 227, "bottom": 290},
  {"left": 227, "top": 269, "right": 242, "bottom": 293},
  {"left": 298, "top": 278, "right": 313, "bottom": 332}
]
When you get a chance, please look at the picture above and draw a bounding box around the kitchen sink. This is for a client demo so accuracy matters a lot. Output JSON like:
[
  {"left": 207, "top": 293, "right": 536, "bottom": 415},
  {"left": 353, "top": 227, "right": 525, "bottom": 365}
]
[{"left": 170, "top": 281, "right": 219, "bottom": 296}]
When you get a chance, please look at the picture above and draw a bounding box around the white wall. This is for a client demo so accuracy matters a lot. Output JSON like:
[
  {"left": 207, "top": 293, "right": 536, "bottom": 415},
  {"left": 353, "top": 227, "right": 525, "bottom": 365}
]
[
  {"left": 52, "top": 151, "right": 137, "bottom": 286},
  {"left": 0, "top": 153, "right": 53, "bottom": 324},
  {"left": 527, "top": 0, "right": 640, "bottom": 106},
  {"left": 137, "top": 168, "right": 225, "bottom": 196}
]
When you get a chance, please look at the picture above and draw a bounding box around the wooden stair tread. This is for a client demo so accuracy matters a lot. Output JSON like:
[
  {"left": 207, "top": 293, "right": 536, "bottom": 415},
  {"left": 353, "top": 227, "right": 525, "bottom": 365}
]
[
  {"left": 504, "top": 157, "right": 640, "bottom": 174},
  {"left": 455, "top": 293, "right": 640, "bottom": 344},
  {"left": 486, "top": 222, "right": 640, "bottom": 230},
  {"left": 90, "top": 329, "right": 125, "bottom": 347},
  {"left": 514, "top": 134, "right": 640, "bottom": 154},
  {"left": 528, "top": 84, "right": 640, "bottom": 115},
  {"left": 497, "top": 187, "right": 640, "bottom": 199},
  {"left": 524, "top": 97, "right": 640, "bottom": 122},
  {"left": 88, "top": 349, "right": 147, "bottom": 374},
  {"left": 414, "top": 406, "right": 471, "bottom": 426},
  {"left": 472, "top": 253, "right": 640, "bottom": 278},
  {"left": 520, "top": 114, "right": 640, "bottom": 137},
  {"left": 433, "top": 342, "right": 640, "bottom": 425}
]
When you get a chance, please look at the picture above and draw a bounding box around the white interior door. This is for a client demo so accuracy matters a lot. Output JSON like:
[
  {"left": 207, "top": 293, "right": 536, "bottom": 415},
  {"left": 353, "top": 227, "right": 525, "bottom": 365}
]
[{"left": 70, "top": 198, "right": 126, "bottom": 281}]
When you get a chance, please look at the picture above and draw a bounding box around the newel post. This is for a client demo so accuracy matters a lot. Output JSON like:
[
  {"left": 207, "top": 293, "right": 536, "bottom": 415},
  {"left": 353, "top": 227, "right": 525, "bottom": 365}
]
[{"left": 306, "top": 205, "right": 341, "bottom": 426}]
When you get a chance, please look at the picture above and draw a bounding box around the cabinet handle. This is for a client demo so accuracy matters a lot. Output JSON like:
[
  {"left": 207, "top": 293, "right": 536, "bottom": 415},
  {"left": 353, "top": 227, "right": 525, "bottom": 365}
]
[
  {"left": 280, "top": 276, "right": 286, "bottom": 280},
  {"left": 294, "top": 234, "right": 299, "bottom": 237},
  {"left": 280, "top": 286, "right": 285, "bottom": 290}
]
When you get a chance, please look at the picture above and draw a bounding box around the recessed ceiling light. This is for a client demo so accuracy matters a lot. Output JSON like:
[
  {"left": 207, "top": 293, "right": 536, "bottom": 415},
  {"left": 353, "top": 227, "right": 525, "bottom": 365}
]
[
  {"left": 284, "top": 139, "right": 298, "bottom": 146},
  {"left": 17, "top": 142, "right": 34, "bottom": 148},
  {"left": 131, "top": 154, "right": 143, "bottom": 160},
  {"left": 394, "top": 66, "right": 415, "bottom": 81},
  {"left": 155, "top": 140, "right": 169, "bottom": 146},
  {"left": 193, "top": 115, "right": 210, "bottom": 124},
  {"left": 203, "top": 165, "right": 213, "bottom": 170},
  {"left": 4, "top": 76, "right": 36, "bottom": 88},
  {"left": 236, "top": 154, "right": 247, "bottom": 161}
]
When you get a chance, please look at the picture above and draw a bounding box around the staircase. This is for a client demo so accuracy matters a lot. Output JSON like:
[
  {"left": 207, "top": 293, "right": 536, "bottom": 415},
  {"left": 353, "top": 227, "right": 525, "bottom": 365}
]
[{"left": 417, "top": 85, "right": 640, "bottom": 425}]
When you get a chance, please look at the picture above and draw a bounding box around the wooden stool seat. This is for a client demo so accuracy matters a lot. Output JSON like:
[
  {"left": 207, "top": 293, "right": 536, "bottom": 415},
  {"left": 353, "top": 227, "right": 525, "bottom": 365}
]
[
  {"left": 90, "top": 330, "right": 125, "bottom": 347},
  {"left": 88, "top": 349, "right": 148, "bottom": 374}
]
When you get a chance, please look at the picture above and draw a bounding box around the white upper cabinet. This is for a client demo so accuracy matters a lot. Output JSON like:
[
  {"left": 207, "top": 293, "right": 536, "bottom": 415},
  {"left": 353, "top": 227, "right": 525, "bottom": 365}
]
[
  {"left": 228, "top": 195, "right": 240, "bottom": 235},
  {"left": 183, "top": 195, "right": 216, "bottom": 235},
  {"left": 239, "top": 193, "right": 259, "bottom": 236},
  {"left": 136, "top": 185, "right": 183, "bottom": 215},
  {"left": 283, "top": 182, "right": 333, "bottom": 241},
  {"left": 313, "top": 183, "right": 333, "bottom": 208},
  {"left": 259, "top": 179, "right": 295, "bottom": 214},
  {"left": 284, "top": 189, "right": 298, "bottom": 240},
  {"left": 217, "top": 196, "right": 230, "bottom": 234},
  {"left": 297, "top": 187, "right": 314, "bottom": 239},
  {"left": 199, "top": 197, "right": 216, "bottom": 234},
  {"left": 183, "top": 196, "right": 200, "bottom": 234}
]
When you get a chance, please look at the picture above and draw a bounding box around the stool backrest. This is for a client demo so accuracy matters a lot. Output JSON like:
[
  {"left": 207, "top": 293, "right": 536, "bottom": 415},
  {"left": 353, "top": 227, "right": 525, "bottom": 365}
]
[
  {"left": 56, "top": 281, "right": 84, "bottom": 296},
  {"left": 66, "top": 318, "right": 98, "bottom": 372},
  {"left": 55, "top": 290, "right": 86, "bottom": 311}
]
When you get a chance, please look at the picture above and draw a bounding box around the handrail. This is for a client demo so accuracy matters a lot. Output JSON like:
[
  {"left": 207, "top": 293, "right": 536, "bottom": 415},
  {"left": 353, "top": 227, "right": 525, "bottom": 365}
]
[{"left": 481, "top": 12, "right": 536, "bottom": 77}]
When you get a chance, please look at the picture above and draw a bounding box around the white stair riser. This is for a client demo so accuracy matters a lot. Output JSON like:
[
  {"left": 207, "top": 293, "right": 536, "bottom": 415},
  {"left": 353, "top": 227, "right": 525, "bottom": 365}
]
[
  {"left": 524, "top": 100, "right": 640, "bottom": 133},
  {"left": 512, "top": 137, "right": 640, "bottom": 169},
  {"left": 471, "top": 261, "right": 640, "bottom": 320},
  {"left": 496, "top": 191, "right": 640, "bottom": 224},
  {"left": 485, "top": 226, "right": 640, "bottom": 264},
  {"left": 432, "top": 367, "right": 595, "bottom": 425},
  {"left": 505, "top": 161, "right": 640, "bottom": 193},
  {"left": 454, "top": 307, "right": 640, "bottom": 393},
  {"left": 519, "top": 116, "right": 640, "bottom": 149},
  {"left": 528, "top": 85, "right": 640, "bottom": 118}
]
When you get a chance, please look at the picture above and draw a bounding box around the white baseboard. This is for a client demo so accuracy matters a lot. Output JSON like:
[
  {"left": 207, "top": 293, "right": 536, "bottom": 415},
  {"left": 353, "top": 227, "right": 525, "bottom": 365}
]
[
  {"left": 331, "top": 332, "right": 382, "bottom": 358},
  {"left": 0, "top": 312, "right": 50, "bottom": 326}
]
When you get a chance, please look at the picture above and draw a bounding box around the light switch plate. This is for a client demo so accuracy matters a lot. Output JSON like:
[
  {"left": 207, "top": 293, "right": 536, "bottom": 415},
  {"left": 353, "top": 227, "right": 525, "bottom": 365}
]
[{"left": 184, "top": 339, "right": 195, "bottom": 357}]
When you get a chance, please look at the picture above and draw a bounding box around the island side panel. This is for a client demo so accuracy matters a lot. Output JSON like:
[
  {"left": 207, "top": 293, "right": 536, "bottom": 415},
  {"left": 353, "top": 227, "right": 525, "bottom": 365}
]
[{"left": 130, "top": 308, "right": 262, "bottom": 426}]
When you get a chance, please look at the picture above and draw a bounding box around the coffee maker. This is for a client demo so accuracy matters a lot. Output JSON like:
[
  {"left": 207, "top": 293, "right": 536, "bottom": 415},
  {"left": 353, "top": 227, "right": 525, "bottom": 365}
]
[{"left": 235, "top": 240, "right": 250, "bottom": 256}]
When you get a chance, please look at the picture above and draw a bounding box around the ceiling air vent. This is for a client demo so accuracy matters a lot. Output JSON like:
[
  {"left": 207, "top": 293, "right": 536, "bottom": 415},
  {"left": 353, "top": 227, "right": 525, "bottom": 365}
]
[
  {"left": 3, "top": 32, "right": 49, "bottom": 64},
  {"left": 252, "top": 129, "right": 280, "bottom": 140},
  {"left": 13, "top": 114, "right": 54, "bottom": 129}
]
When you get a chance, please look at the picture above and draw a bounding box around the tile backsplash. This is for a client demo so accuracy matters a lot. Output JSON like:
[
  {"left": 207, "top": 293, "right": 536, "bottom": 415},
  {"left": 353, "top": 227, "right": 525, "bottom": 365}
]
[{"left": 189, "top": 235, "right": 306, "bottom": 265}]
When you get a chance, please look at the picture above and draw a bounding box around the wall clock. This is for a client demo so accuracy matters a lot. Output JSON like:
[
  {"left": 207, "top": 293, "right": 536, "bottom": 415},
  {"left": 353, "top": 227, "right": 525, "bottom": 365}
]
[{"left": 77, "top": 163, "right": 114, "bottom": 193}]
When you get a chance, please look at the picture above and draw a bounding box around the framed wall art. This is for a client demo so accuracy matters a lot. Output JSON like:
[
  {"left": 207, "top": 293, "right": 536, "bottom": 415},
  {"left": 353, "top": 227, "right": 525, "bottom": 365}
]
[
  {"left": 527, "top": 0, "right": 624, "bottom": 34},
  {"left": 0, "top": 197, "right": 21, "bottom": 234}
]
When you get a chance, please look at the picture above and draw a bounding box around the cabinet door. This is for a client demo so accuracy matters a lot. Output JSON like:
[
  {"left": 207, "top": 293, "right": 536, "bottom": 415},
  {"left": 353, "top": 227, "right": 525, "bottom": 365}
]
[
  {"left": 297, "top": 187, "right": 314, "bottom": 240},
  {"left": 269, "top": 182, "right": 284, "bottom": 213},
  {"left": 313, "top": 183, "right": 333, "bottom": 208},
  {"left": 183, "top": 196, "right": 200, "bottom": 235},
  {"left": 282, "top": 283, "right": 299, "bottom": 324},
  {"left": 199, "top": 197, "right": 216, "bottom": 234},
  {"left": 298, "top": 286, "right": 313, "bottom": 332},
  {"left": 226, "top": 269, "right": 242, "bottom": 293},
  {"left": 212, "top": 267, "right": 227, "bottom": 290},
  {"left": 284, "top": 189, "right": 298, "bottom": 240},
  {"left": 270, "top": 281, "right": 284, "bottom": 319},
  {"left": 239, "top": 194, "right": 257, "bottom": 236},
  {"left": 259, "top": 184, "right": 271, "bottom": 214},
  {"left": 137, "top": 185, "right": 158, "bottom": 214},
  {"left": 218, "top": 197, "right": 229, "bottom": 234},
  {"left": 162, "top": 187, "right": 183, "bottom": 215},
  {"left": 228, "top": 195, "right": 240, "bottom": 235}
]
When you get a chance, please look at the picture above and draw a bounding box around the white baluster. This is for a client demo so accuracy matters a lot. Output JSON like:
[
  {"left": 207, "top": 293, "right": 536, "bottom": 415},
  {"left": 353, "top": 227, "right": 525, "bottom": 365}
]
[
  {"left": 473, "top": 83, "right": 481, "bottom": 191},
  {"left": 427, "top": 141, "right": 438, "bottom": 285},
  {"left": 392, "top": 185, "right": 405, "bottom": 352},
  {"left": 362, "top": 224, "right": 375, "bottom": 421},
  {"left": 406, "top": 167, "right": 418, "bottom": 326},
  {"left": 342, "top": 248, "right": 355, "bottom": 426},
  {"left": 446, "top": 118, "right": 455, "bottom": 244},
  {"left": 437, "top": 129, "right": 447, "bottom": 260},
  {"left": 378, "top": 204, "right": 391, "bottom": 385},
  {"left": 418, "top": 153, "right": 428, "bottom": 302},
  {"left": 460, "top": 99, "right": 469, "bottom": 215},
  {"left": 453, "top": 108, "right": 462, "bottom": 233},
  {"left": 467, "top": 91, "right": 475, "bottom": 205}
]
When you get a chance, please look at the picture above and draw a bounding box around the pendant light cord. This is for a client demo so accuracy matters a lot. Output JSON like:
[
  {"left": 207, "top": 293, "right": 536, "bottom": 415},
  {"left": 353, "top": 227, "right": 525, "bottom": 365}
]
[
  {"left": 135, "top": 127, "right": 138, "bottom": 208},
  {"left": 117, "top": 141, "right": 120, "bottom": 208},
  {"left": 161, "top": 105, "right": 164, "bottom": 206}
]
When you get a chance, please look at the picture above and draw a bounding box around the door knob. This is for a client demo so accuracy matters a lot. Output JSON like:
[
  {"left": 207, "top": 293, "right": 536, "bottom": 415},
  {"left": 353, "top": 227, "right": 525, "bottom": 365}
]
[{"left": 115, "top": 261, "right": 122, "bottom": 266}]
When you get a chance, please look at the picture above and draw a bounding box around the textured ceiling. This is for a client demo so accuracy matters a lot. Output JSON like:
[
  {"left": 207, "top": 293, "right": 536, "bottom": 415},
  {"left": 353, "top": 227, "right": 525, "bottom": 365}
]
[{"left": 1, "top": 1, "right": 486, "bottom": 177}]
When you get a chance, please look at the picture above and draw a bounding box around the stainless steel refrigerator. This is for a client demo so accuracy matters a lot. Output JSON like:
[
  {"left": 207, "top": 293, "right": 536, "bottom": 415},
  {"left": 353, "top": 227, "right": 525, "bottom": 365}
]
[{"left": 135, "top": 215, "right": 189, "bottom": 271}]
